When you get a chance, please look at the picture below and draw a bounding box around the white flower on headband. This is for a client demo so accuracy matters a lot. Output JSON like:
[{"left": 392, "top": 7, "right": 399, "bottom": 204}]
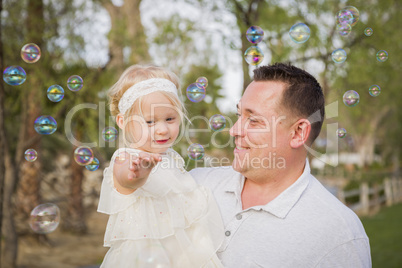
[{"left": 118, "top": 78, "right": 178, "bottom": 114}]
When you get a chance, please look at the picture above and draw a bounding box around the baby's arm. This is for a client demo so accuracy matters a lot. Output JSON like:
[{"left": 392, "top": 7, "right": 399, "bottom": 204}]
[{"left": 113, "top": 151, "right": 162, "bottom": 194}]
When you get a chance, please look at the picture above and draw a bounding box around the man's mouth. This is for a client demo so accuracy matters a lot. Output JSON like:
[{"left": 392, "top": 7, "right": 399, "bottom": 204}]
[{"left": 234, "top": 145, "right": 250, "bottom": 153}]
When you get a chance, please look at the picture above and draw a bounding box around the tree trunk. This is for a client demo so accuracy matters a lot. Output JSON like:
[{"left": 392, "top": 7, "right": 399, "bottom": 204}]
[
  {"left": 354, "top": 107, "right": 391, "bottom": 168},
  {"left": 103, "top": 0, "right": 149, "bottom": 72},
  {"left": 230, "top": 0, "right": 264, "bottom": 92},
  {"left": 124, "top": 0, "right": 150, "bottom": 64},
  {"left": 63, "top": 132, "right": 87, "bottom": 234},
  {"left": 14, "top": 0, "right": 44, "bottom": 235},
  {"left": 2, "top": 154, "right": 18, "bottom": 268}
]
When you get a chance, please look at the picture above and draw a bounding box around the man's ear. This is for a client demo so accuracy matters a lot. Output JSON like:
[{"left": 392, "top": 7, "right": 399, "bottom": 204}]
[
  {"left": 290, "top": 119, "right": 311, "bottom": 148},
  {"left": 116, "top": 113, "right": 125, "bottom": 130}
]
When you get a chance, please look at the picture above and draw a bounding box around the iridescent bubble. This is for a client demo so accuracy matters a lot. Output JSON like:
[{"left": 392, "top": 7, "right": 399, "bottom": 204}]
[
  {"left": 289, "top": 23, "right": 310, "bottom": 44},
  {"left": 343, "top": 90, "right": 360, "bottom": 107},
  {"left": 336, "top": 128, "right": 347, "bottom": 138},
  {"left": 209, "top": 114, "right": 226, "bottom": 132},
  {"left": 21, "top": 43, "right": 41, "bottom": 63},
  {"left": 102, "top": 127, "right": 118, "bottom": 142},
  {"left": 337, "top": 9, "right": 354, "bottom": 25},
  {"left": 331, "top": 48, "right": 347, "bottom": 64},
  {"left": 187, "top": 143, "right": 205, "bottom": 160},
  {"left": 345, "top": 6, "right": 360, "bottom": 27},
  {"left": 186, "top": 83, "right": 206, "bottom": 103},
  {"left": 24, "top": 149, "right": 38, "bottom": 162},
  {"left": 3, "top": 66, "right": 26, "bottom": 86},
  {"left": 29, "top": 203, "right": 60, "bottom": 234},
  {"left": 136, "top": 244, "right": 171, "bottom": 268},
  {"left": 246, "top": 25, "right": 264, "bottom": 44},
  {"left": 376, "top": 50, "right": 388, "bottom": 62},
  {"left": 34, "top": 115, "right": 57, "bottom": 135},
  {"left": 364, "top": 27, "right": 373, "bottom": 37},
  {"left": 47, "top": 85, "right": 64, "bottom": 102},
  {"left": 67, "top": 75, "right": 83, "bottom": 92},
  {"left": 196, "top": 76, "right": 208, "bottom": 89},
  {"left": 244, "top": 46, "right": 264, "bottom": 65},
  {"left": 337, "top": 23, "right": 352, "bottom": 36},
  {"left": 74, "top": 146, "right": 94, "bottom": 166},
  {"left": 85, "top": 157, "right": 100, "bottom": 171},
  {"left": 369, "top": 85, "right": 381, "bottom": 97}
]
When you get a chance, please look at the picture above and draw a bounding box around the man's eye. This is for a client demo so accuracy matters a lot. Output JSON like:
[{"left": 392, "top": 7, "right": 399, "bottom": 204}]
[
  {"left": 249, "top": 118, "right": 258, "bottom": 123},
  {"left": 235, "top": 113, "right": 241, "bottom": 117}
]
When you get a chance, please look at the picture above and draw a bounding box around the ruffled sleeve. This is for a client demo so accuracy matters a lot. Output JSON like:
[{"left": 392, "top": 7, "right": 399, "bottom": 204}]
[{"left": 97, "top": 148, "right": 140, "bottom": 215}]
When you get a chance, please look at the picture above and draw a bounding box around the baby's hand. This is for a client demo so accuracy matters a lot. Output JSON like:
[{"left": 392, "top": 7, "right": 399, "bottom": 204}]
[
  {"left": 128, "top": 152, "right": 162, "bottom": 180},
  {"left": 113, "top": 151, "right": 162, "bottom": 193}
]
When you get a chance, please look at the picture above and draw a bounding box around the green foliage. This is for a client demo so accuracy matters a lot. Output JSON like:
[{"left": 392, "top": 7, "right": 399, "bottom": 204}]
[{"left": 361, "top": 203, "right": 402, "bottom": 267}]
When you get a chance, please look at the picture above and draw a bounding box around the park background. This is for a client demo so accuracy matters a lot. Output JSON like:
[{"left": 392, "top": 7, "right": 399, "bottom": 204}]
[{"left": 0, "top": 0, "right": 401, "bottom": 267}]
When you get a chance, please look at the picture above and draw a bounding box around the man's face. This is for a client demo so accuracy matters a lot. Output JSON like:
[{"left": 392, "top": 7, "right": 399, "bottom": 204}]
[{"left": 229, "top": 80, "right": 292, "bottom": 177}]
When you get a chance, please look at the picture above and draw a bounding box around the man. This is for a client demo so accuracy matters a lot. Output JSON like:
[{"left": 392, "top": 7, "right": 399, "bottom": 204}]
[{"left": 190, "top": 63, "right": 371, "bottom": 267}]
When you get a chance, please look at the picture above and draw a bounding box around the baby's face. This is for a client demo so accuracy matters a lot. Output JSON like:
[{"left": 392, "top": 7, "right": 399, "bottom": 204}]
[{"left": 127, "top": 92, "right": 181, "bottom": 153}]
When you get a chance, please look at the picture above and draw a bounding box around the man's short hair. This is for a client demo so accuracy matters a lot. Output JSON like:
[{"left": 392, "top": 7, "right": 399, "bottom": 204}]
[{"left": 253, "top": 62, "right": 325, "bottom": 144}]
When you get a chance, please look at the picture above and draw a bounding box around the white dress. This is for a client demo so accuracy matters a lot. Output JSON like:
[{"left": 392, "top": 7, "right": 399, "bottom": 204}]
[{"left": 98, "top": 148, "right": 224, "bottom": 268}]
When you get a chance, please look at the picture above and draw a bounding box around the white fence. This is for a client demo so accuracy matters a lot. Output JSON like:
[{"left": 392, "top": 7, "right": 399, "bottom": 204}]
[{"left": 337, "top": 177, "right": 402, "bottom": 216}]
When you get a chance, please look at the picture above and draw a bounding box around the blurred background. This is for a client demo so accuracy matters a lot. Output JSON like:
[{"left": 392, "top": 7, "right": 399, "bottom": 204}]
[{"left": 0, "top": 0, "right": 401, "bottom": 267}]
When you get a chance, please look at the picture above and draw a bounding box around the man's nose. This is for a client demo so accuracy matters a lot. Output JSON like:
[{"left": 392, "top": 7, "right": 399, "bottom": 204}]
[{"left": 230, "top": 117, "right": 245, "bottom": 137}]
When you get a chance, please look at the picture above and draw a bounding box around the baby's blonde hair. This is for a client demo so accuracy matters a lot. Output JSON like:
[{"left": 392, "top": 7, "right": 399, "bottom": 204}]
[
  {"left": 108, "top": 64, "right": 188, "bottom": 145},
  {"left": 109, "top": 64, "right": 183, "bottom": 115}
]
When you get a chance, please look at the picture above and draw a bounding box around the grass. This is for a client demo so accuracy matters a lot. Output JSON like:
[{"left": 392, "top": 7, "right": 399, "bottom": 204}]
[{"left": 361, "top": 203, "right": 402, "bottom": 267}]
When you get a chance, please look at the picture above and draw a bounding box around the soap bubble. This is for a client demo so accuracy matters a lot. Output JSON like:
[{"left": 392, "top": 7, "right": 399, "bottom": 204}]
[
  {"left": 336, "top": 128, "right": 347, "bottom": 138},
  {"left": 289, "top": 23, "right": 310, "bottom": 44},
  {"left": 337, "top": 9, "right": 354, "bottom": 25},
  {"left": 244, "top": 46, "right": 264, "bottom": 65},
  {"left": 21, "top": 43, "right": 41, "bottom": 63},
  {"left": 246, "top": 25, "right": 264, "bottom": 44},
  {"left": 337, "top": 23, "right": 352, "bottom": 36},
  {"left": 364, "top": 28, "right": 373, "bottom": 36},
  {"left": 186, "top": 83, "right": 206, "bottom": 102},
  {"left": 369, "top": 85, "right": 381, "bottom": 97},
  {"left": 47, "top": 85, "right": 64, "bottom": 102},
  {"left": 67, "top": 75, "right": 83, "bottom": 92},
  {"left": 376, "top": 50, "right": 388, "bottom": 62},
  {"left": 187, "top": 143, "right": 205, "bottom": 160},
  {"left": 34, "top": 115, "right": 57, "bottom": 135},
  {"left": 102, "top": 127, "right": 118, "bottom": 142},
  {"left": 85, "top": 157, "right": 100, "bottom": 171},
  {"left": 196, "top": 76, "right": 208, "bottom": 89},
  {"left": 3, "top": 66, "right": 26, "bottom": 86},
  {"left": 344, "top": 6, "right": 359, "bottom": 27},
  {"left": 331, "top": 48, "right": 347, "bottom": 63},
  {"left": 343, "top": 90, "right": 360, "bottom": 107},
  {"left": 136, "top": 244, "right": 171, "bottom": 268},
  {"left": 29, "top": 203, "right": 60, "bottom": 234},
  {"left": 74, "top": 146, "right": 94, "bottom": 166},
  {"left": 209, "top": 114, "right": 226, "bottom": 131},
  {"left": 25, "top": 149, "right": 38, "bottom": 162}
]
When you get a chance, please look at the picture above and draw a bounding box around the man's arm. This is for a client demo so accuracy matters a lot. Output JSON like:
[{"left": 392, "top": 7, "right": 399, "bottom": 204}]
[{"left": 315, "top": 238, "right": 371, "bottom": 268}]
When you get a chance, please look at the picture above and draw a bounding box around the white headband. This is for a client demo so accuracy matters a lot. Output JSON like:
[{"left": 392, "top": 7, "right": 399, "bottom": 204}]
[{"left": 118, "top": 78, "right": 178, "bottom": 114}]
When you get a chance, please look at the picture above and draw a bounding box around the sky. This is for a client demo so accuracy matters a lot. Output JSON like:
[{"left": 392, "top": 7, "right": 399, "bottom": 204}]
[
  {"left": 75, "top": 0, "right": 244, "bottom": 113},
  {"left": 74, "top": 0, "right": 364, "bottom": 114}
]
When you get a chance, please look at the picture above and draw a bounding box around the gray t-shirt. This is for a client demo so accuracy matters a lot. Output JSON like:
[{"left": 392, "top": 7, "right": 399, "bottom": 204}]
[{"left": 190, "top": 160, "right": 371, "bottom": 268}]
